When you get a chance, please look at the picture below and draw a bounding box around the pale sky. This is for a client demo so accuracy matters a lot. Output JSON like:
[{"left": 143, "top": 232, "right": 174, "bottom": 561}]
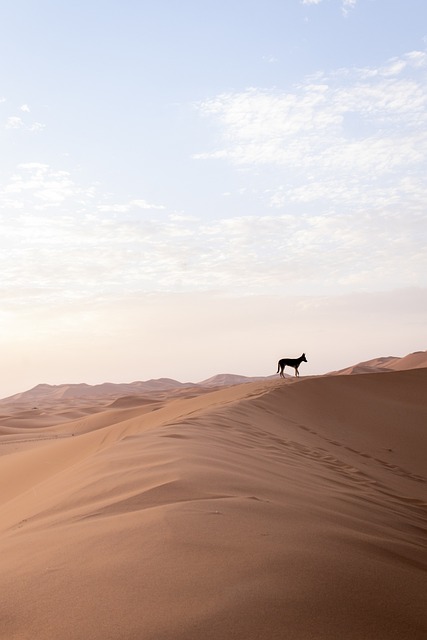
[{"left": 0, "top": 0, "right": 426, "bottom": 397}]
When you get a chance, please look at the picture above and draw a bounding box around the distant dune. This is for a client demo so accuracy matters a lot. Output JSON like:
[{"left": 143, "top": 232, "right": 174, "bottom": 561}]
[
  {"left": 2, "top": 377, "right": 192, "bottom": 403},
  {"left": 0, "top": 351, "right": 426, "bottom": 639},
  {"left": 385, "top": 350, "right": 427, "bottom": 370},
  {"left": 199, "top": 372, "right": 274, "bottom": 387},
  {"left": 330, "top": 349, "right": 427, "bottom": 375}
]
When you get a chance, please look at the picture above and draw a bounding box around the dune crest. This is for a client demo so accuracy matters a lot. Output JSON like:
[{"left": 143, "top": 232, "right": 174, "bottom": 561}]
[
  {"left": 0, "top": 356, "right": 426, "bottom": 639},
  {"left": 334, "top": 349, "right": 427, "bottom": 375}
]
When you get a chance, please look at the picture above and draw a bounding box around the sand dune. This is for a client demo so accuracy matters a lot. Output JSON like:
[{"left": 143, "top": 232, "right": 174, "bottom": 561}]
[
  {"left": 334, "top": 349, "right": 427, "bottom": 375},
  {"left": 0, "top": 356, "right": 426, "bottom": 639},
  {"left": 199, "top": 373, "right": 274, "bottom": 386},
  {"left": 386, "top": 350, "right": 427, "bottom": 371}
]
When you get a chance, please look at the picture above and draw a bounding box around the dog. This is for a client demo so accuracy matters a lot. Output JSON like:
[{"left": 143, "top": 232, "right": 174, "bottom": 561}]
[{"left": 277, "top": 353, "right": 307, "bottom": 378}]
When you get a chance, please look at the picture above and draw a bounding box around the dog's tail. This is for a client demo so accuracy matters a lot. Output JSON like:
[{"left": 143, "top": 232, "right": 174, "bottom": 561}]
[{"left": 276, "top": 361, "right": 280, "bottom": 373}]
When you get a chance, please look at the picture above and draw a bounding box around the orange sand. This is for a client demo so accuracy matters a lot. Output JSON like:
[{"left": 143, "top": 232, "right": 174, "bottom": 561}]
[{"left": 0, "top": 355, "right": 426, "bottom": 639}]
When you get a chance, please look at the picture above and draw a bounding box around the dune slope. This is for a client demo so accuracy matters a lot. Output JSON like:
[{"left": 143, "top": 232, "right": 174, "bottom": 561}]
[{"left": 0, "top": 370, "right": 426, "bottom": 639}]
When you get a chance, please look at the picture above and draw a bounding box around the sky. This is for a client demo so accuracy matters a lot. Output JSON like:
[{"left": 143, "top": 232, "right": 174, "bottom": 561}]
[{"left": 0, "top": 0, "right": 426, "bottom": 397}]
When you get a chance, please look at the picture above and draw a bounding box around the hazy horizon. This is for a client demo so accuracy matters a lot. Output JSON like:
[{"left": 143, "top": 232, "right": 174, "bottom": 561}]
[
  {"left": 2, "top": 343, "right": 425, "bottom": 402},
  {"left": 1, "top": 1, "right": 426, "bottom": 397}
]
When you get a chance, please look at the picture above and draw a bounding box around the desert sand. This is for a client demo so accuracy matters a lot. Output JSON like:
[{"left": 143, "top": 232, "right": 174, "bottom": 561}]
[{"left": 0, "top": 353, "right": 426, "bottom": 639}]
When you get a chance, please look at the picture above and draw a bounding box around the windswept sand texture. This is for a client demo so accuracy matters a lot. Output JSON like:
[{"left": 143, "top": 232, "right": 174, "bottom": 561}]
[{"left": 0, "top": 353, "right": 426, "bottom": 639}]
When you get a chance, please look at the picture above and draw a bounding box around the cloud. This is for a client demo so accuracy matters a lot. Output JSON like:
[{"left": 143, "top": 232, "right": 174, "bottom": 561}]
[
  {"left": 301, "top": 0, "right": 357, "bottom": 11},
  {"left": 2, "top": 101, "right": 45, "bottom": 132},
  {"left": 29, "top": 122, "right": 45, "bottom": 132},
  {"left": 195, "top": 51, "right": 426, "bottom": 174},
  {"left": 186, "top": 50, "right": 427, "bottom": 297},
  {"left": 97, "top": 199, "right": 165, "bottom": 213},
  {"left": 3, "top": 163, "right": 77, "bottom": 204},
  {"left": 0, "top": 47, "right": 425, "bottom": 312},
  {"left": 0, "top": 162, "right": 425, "bottom": 306},
  {"left": 5, "top": 116, "right": 23, "bottom": 129},
  {"left": 262, "top": 55, "right": 278, "bottom": 64},
  {"left": 194, "top": 51, "right": 427, "bottom": 226},
  {"left": 342, "top": 0, "right": 357, "bottom": 14}
]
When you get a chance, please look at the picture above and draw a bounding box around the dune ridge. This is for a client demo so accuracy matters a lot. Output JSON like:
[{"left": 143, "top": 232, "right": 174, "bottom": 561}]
[
  {"left": 333, "top": 349, "right": 427, "bottom": 375},
  {"left": 0, "top": 356, "right": 426, "bottom": 639}
]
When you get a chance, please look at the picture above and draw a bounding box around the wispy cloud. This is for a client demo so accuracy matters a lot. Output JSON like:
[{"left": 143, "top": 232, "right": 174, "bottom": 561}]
[
  {"left": 97, "top": 199, "right": 165, "bottom": 213},
  {"left": 342, "top": 0, "right": 357, "bottom": 15},
  {"left": 190, "top": 50, "right": 427, "bottom": 295},
  {"left": 3, "top": 163, "right": 77, "bottom": 205},
  {"left": 194, "top": 51, "right": 427, "bottom": 222},
  {"left": 0, "top": 51, "right": 425, "bottom": 310},
  {"left": 195, "top": 51, "right": 426, "bottom": 171},
  {"left": 1, "top": 100, "right": 45, "bottom": 132},
  {"left": 5, "top": 116, "right": 24, "bottom": 129},
  {"left": 0, "top": 159, "right": 425, "bottom": 308},
  {"left": 301, "top": 0, "right": 358, "bottom": 12}
]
